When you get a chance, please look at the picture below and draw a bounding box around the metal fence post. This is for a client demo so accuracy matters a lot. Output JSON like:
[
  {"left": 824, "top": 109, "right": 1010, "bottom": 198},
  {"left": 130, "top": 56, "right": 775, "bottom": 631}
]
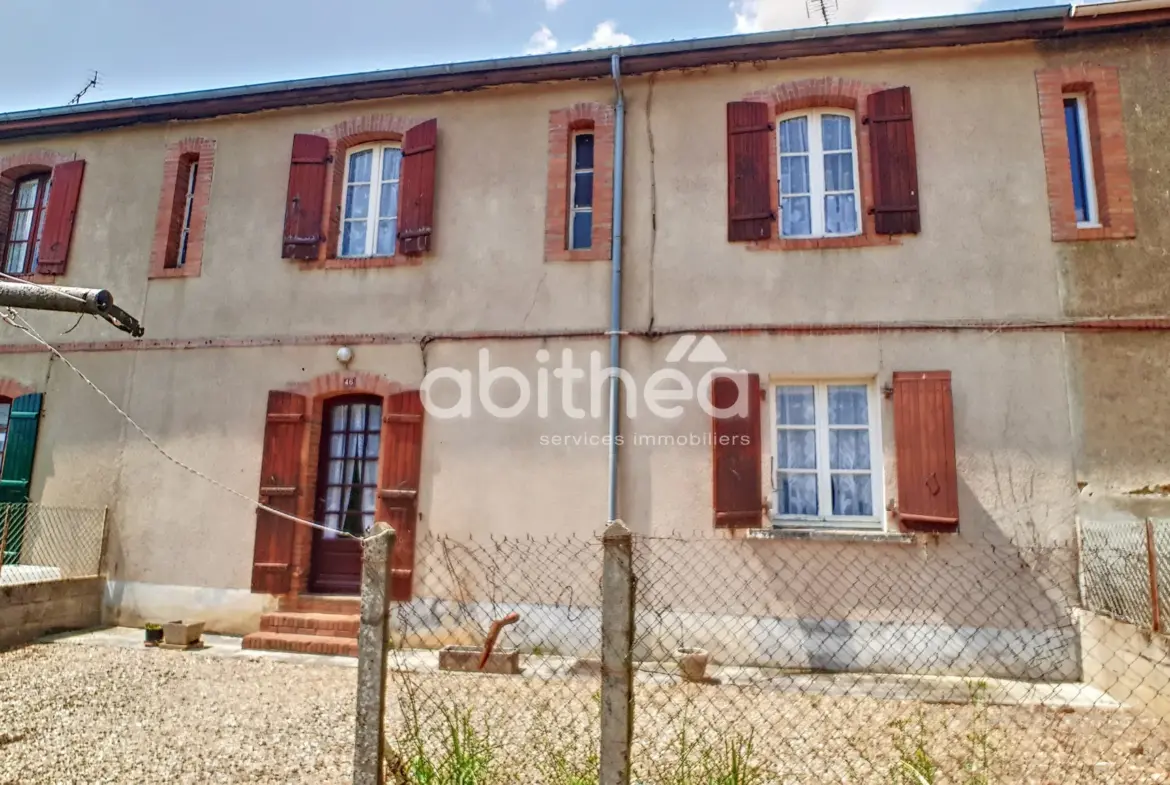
[
  {"left": 0, "top": 504, "right": 10, "bottom": 581},
  {"left": 600, "top": 520, "right": 634, "bottom": 785},
  {"left": 353, "top": 523, "right": 396, "bottom": 785},
  {"left": 1146, "top": 518, "right": 1162, "bottom": 633}
]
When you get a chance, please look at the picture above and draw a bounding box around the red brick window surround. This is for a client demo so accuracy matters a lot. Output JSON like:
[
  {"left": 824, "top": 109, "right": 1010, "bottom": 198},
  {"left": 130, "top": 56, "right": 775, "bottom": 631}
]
[
  {"left": 149, "top": 138, "right": 216, "bottom": 279},
  {"left": 1035, "top": 65, "right": 1135, "bottom": 242},
  {"left": 315, "top": 115, "right": 423, "bottom": 270},
  {"left": 0, "top": 150, "right": 75, "bottom": 283},
  {"left": 545, "top": 103, "right": 614, "bottom": 262},
  {"left": 742, "top": 79, "right": 898, "bottom": 252}
]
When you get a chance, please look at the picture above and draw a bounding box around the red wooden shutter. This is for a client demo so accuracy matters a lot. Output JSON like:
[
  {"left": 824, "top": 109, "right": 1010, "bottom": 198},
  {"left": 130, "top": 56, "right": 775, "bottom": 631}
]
[
  {"left": 37, "top": 160, "right": 86, "bottom": 274},
  {"left": 281, "top": 134, "right": 329, "bottom": 260},
  {"left": 892, "top": 371, "right": 959, "bottom": 532},
  {"left": 378, "top": 389, "right": 424, "bottom": 601},
  {"left": 726, "top": 102, "right": 774, "bottom": 243},
  {"left": 250, "top": 391, "right": 307, "bottom": 593},
  {"left": 398, "top": 119, "right": 438, "bottom": 256},
  {"left": 711, "top": 373, "right": 762, "bottom": 528},
  {"left": 866, "top": 86, "right": 921, "bottom": 235}
]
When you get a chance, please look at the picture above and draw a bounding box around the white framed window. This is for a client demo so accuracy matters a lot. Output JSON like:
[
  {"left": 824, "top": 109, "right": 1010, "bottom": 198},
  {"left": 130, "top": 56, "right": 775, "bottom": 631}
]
[
  {"left": 569, "top": 132, "right": 594, "bottom": 250},
  {"left": 1062, "top": 94, "right": 1098, "bottom": 227},
  {"left": 339, "top": 143, "right": 403, "bottom": 258},
  {"left": 778, "top": 110, "right": 861, "bottom": 239},
  {"left": 772, "top": 380, "right": 883, "bottom": 528}
]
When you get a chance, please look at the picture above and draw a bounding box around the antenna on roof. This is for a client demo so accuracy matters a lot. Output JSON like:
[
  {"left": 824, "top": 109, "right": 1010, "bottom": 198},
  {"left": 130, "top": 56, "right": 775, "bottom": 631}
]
[
  {"left": 806, "top": 0, "right": 837, "bottom": 25},
  {"left": 68, "top": 71, "right": 101, "bottom": 105}
]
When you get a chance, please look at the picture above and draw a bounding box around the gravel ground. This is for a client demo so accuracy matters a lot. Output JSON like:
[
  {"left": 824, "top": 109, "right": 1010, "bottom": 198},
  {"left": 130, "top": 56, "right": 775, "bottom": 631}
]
[{"left": 3, "top": 642, "right": 1169, "bottom": 784}]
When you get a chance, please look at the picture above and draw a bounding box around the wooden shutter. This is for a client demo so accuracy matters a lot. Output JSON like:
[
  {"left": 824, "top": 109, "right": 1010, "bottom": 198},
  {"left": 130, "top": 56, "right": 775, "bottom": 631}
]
[
  {"left": 726, "top": 102, "right": 774, "bottom": 243},
  {"left": 37, "top": 160, "right": 86, "bottom": 274},
  {"left": 0, "top": 178, "right": 14, "bottom": 264},
  {"left": 892, "top": 371, "right": 959, "bottom": 531},
  {"left": 281, "top": 134, "right": 330, "bottom": 260},
  {"left": 251, "top": 391, "right": 307, "bottom": 593},
  {"left": 866, "top": 86, "right": 921, "bottom": 235},
  {"left": 378, "top": 389, "right": 424, "bottom": 601},
  {"left": 398, "top": 119, "right": 438, "bottom": 256},
  {"left": 711, "top": 374, "right": 762, "bottom": 528},
  {"left": 0, "top": 393, "right": 43, "bottom": 564}
]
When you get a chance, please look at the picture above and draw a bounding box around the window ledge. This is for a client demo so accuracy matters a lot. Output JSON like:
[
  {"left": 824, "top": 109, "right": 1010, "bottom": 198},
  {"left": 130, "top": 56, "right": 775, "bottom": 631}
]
[
  {"left": 545, "top": 249, "right": 610, "bottom": 263},
  {"left": 747, "top": 527, "right": 915, "bottom": 544},
  {"left": 149, "top": 266, "right": 199, "bottom": 280},
  {"left": 748, "top": 234, "right": 898, "bottom": 252},
  {"left": 304, "top": 255, "right": 424, "bottom": 270},
  {"left": 3, "top": 273, "right": 56, "bottom": 284}
]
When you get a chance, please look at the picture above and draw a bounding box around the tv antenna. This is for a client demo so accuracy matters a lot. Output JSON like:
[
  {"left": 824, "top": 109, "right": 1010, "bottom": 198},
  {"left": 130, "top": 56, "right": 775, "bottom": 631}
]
[
  {"left": 807, "top": 0, "right": 838, "bottom": 25},
  {"left": 68, "top": 71, "right": 100, "bottom": 105}
]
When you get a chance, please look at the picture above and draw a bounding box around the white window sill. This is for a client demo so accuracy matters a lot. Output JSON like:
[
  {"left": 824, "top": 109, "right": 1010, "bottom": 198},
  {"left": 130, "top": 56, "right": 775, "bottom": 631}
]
[
  {"left": 747, "top": 527, "right": 915, "bottom": 544},
  {"left": 1076, "top": 221, "right": 1101, "bottom": 229}
]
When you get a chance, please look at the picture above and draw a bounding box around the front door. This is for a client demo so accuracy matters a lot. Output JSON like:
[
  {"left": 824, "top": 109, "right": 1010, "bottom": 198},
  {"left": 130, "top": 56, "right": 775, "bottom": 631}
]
[{"left": 309, "top": 395, "right": 382, "bottom": 594}]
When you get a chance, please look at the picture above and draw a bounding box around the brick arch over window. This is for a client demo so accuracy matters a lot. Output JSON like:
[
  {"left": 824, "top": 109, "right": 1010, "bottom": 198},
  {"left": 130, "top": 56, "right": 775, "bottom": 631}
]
[
  {"left": 317, "top": 115, "right": 423, "bottom": 269},
  {"left": 284, "top": 370, "right": 420, "bottom": 595},
  {"left": 742, "top": 78, "right": 898, "bottom": 251},
  {"left": 0, "top": 150, "right": 77, "bottom": 281},
  {"left": 0, "top": 379, "right": 35, "bottom": 400},
  {"left": 545, "top": 102, "right": 615, "bottom": 262}
]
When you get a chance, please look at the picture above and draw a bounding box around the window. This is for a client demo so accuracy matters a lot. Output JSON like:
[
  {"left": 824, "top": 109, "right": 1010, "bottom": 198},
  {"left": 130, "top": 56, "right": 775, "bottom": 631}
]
[
  {"left": 0, "top": 398, "right": 10, "bottom": 472},
  {"left": 172, "top": 157, "right": 199, "bottom": 269},
  {"left": 569, "top": 133, "right": 594, "bottom": 250},
  {"left": 340, "top": 144, "right": 403, "bottom": 258},
  {"left": 316, "top": 397, "right": 381, "bottom": 539},
  {"left": 778, "top": 111, "right": 860, "bottom": 239},
  {"left": 3, "top": 173, "right": 51, "bottom": 275},
  {"left": 1063, "top": 95, "right": 1097, "bottom": 226},
  {"left": 774, "top": 381, "right": 882, "bottom": 527}
]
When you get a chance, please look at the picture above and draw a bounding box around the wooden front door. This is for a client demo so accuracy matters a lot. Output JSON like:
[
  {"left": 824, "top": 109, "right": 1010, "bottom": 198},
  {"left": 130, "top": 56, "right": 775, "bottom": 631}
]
[{"left": 309, "top": 395, "right": 382, "bottom": 594}]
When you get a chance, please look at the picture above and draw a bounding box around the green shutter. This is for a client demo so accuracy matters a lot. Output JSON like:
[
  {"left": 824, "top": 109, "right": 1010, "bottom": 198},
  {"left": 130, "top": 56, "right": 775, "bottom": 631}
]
[{"left": 0, "top": 393, "right": 42, "bottom": 564}]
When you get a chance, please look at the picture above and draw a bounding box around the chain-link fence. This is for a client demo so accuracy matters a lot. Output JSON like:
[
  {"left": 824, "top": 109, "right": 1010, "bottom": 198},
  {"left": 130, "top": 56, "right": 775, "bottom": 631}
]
[
  {"left": 382, "top": 528, "right": 1170, "bottom": 784},
  {"left": 1081, "top": 517, "right": 1169, "bottom": 633},
  {"left": 0, "top": 503, "right": 107, "bottom": 585}
]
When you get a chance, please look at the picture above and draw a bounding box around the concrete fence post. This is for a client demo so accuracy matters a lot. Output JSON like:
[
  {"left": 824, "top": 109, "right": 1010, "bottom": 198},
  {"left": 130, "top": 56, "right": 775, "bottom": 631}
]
[
  {"left": 353, "top": 523, "right": 396, "bottom": 785},
  {"left": 600, "top": 520, "right": 634, "bottom": 785},
  {"left": 1146, "top": 518, "right": 1162, "bottom": 634}
]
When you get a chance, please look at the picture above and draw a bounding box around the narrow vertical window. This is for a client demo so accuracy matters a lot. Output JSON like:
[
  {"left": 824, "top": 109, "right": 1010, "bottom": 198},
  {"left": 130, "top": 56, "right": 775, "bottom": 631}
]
[
  {"left": 569, "top": 132, "right": 594, "bottom": 250},
  {"left": 1063, "top": 95, "right": 1098, "bottom": 226},
  {"left": 167, "top": 156, "right": 200, "bottom": 269},
  {"left": 340, "top": 144, "right": 402, "bottom": 258},
  {"left": 3, "top": 174, "right": 51, "bottom": 275}
]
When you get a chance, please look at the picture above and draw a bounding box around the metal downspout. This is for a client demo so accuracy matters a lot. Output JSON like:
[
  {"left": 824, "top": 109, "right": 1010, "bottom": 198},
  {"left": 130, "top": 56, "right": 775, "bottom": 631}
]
[{"left": 606, "top": 53, "right": 626, "bottom": 524}]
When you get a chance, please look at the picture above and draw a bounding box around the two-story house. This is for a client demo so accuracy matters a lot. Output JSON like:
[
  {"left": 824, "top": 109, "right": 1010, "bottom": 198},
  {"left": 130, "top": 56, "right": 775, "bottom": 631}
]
[{"left": 0, "top": 1, "right": 1166, "bottom": 677}]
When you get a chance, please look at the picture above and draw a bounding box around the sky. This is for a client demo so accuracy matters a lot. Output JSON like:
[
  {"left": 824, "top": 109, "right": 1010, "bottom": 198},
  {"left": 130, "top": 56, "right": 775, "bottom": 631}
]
[{"left": 0, "top": 0, "right": 1074, "bottom": 114}]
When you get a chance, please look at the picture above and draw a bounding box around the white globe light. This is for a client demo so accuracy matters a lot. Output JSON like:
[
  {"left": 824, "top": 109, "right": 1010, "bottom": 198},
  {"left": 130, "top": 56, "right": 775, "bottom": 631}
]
[{"left": 336, "top": 346, "right": 354, "bottom": 365}]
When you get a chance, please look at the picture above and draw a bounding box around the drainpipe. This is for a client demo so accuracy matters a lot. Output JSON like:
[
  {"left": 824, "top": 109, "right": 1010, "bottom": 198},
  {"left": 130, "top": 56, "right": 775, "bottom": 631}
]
[{"left": 606, "top": 53, "right": 626, "bottom": 524}]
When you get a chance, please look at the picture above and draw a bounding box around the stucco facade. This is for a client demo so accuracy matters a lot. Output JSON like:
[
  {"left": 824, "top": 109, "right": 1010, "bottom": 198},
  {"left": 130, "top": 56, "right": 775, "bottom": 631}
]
[{"left": 0, "top": 9, "right": 1164, "bottom": 678}]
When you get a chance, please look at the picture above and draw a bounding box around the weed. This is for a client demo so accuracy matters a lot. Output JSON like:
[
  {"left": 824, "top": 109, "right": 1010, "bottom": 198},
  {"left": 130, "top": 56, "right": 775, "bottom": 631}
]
[{"left": 887, "top": 711, "right": 939, "bottom": 785}]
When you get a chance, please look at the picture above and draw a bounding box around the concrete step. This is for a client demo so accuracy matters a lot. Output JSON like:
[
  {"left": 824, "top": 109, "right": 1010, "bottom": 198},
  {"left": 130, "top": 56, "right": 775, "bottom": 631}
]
[
  {"left": 278, "top": 595, "right": 360, "bottom": 615},
  {"left": 241, "top": 631, "right": 358, "bottom": 658},
  {"left": 259, "top": 611, "right": 360, "bottom": 638}
]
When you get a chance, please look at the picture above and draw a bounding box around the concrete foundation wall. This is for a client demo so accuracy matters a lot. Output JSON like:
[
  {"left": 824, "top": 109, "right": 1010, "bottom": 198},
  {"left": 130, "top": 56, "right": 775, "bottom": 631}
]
[
  {"left": 0, "top": 577, "right": 104, "bottom": 650},
  {"left": 1077, "top": 609, "right": 1170, "bottom": 719}
]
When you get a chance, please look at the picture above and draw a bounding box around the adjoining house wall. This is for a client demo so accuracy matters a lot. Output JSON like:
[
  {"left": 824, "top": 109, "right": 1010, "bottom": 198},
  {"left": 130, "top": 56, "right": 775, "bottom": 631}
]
[{"left": 0, "top": 577, "right": 104, "bottom": 650}]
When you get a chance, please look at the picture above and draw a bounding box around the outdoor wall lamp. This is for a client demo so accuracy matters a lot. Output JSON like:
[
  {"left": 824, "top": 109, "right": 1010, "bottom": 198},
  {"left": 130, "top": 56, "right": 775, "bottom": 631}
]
[{"left": 336, "top": 346, "right": 354, "bottom": 367}]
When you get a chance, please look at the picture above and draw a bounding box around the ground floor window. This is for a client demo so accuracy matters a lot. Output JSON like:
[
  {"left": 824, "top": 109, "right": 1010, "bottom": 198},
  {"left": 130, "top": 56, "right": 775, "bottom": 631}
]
[
  {"left": 316, "top": 396, "right": 381, "bottom": 538},
  {"left": 773, "top": 381, "right": 882, "bottom": 527}
]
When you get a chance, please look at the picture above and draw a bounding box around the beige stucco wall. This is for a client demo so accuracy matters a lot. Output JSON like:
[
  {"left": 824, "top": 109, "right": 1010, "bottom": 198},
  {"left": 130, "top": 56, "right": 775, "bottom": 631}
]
[{"left": 0, "top": 39, "right": 1089, "bottom": 664}]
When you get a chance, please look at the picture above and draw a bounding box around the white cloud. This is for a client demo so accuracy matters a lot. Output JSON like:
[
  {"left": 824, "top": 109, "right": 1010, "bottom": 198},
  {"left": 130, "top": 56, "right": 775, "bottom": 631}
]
[
  {"left": 526, "top": 24, "right": 559, "bottom": 54},
  {"left": 571, "top": 20, "right": 635, "bottom": 50},
  {"left": 731, "top": 0, "right": 982, "bottom": 34},
  {"left": 545, "top": 0, "right": 567, "bottom": 9}
]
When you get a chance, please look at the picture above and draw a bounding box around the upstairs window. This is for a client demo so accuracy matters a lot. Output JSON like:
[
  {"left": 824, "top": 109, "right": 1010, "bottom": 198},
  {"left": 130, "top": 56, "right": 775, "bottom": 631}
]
[
  {"left": 173, "top": 156, "right": 199, "bottom": 268},
  {"left": 4, "top": 173, "right": 51, "bottom": 275},
  {"left": 340, "top": 144, "right": 403, "bottom": 258},
  {"left": 778, "top": 111, "right": 861, "bottom": 239},
  {"left": 569, "top": 132, "right": 594, "bottom": 250},
  {"left": 1063, "top": 95, "right": 1098, "bottom": 227}
]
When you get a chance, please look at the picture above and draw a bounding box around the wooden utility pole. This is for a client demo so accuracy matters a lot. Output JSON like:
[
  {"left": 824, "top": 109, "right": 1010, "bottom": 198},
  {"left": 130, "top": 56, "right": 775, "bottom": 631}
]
[{"left": 0, "top": 282, "right": 144, "bottom": 336}]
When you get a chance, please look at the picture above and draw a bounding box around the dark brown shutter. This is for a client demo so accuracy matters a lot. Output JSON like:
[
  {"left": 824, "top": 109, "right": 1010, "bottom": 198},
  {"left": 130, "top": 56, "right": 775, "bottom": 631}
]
[
  {"left": 866, "top": 86, "right": 921, "bottom": 235},
  {"left": 281, "top": 134, "right": 329, "bottom": 260},
  {"left": 892, "top": 371, "right": 959, "bottom": 532},
  {"left": 726, "top": 102, "right": 774, "bottom": 243},
  {"left": 251, "top": 391, "right": 307, "bottom": 593},
  {"left": 378, "top": 389, "right": 424, "bottom": 601},
  {"left": 398, "top": 119, "right": 438, "bottom": 256},
  {"left": 711, "top": 373, "right": 762, "bottom": 528},
  {"left": 37, "top": 160, "right": 86, "bottom": 274}
]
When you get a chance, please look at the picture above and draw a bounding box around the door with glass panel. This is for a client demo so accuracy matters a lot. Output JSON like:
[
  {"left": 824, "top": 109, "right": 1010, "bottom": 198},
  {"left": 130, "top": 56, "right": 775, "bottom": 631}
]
[{"left": 309, "top": 395, "right": 381, "bottom": 594}]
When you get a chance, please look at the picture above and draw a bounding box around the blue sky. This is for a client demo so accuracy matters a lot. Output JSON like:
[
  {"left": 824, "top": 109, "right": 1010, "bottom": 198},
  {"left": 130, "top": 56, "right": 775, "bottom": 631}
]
[{"left": 0, "top": 0, "right": 1070, "bottom": 114}]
